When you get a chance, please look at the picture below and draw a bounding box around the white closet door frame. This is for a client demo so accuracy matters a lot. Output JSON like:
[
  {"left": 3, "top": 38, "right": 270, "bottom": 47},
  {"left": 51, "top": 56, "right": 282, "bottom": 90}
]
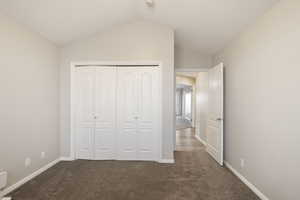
[{"left": 70, "top": 61, "right": 162, "bottom": 162}]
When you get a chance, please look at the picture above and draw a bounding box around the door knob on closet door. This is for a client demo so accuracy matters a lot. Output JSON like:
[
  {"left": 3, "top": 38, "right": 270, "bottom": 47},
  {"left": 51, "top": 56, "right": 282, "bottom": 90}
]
[{"left": 134, "top": 116, "right": 139, "bottom": 120}]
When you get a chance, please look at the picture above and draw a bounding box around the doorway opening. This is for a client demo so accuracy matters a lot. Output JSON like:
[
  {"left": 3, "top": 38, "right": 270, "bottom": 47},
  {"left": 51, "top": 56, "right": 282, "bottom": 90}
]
[
  {"left": 175, "top": 71, "right": 205, "bottom": 152},
  {"left": 175, "top": 65, "right": 224, "bottom": 165}
]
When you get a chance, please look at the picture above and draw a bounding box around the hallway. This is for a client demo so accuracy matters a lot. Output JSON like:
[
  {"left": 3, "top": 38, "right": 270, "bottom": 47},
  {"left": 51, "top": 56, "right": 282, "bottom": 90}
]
[
  {"left": 176, "top": 117, "right": 192, "bottom": 130},
  {"left": 176, "top": 128, "right": 204, "bottom": 151}
]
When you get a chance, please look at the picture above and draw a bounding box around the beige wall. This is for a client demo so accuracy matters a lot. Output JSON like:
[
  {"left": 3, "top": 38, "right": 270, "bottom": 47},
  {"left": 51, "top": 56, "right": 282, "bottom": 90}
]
[
  {"left": 0, "top": 14, "right": 60, "bottom": 188},
  {"left": 175, "top": 46, "right": 212, "bottom": 69},
  {"left": 60, "top": 21, "right": 175, "bottom": 159},
  {"left": 195, "top": 72, "right": 208, "bottom": 143},
  {"left": 176, "top": 75, "right": 195, "bottom": 86},
  {"left": 214, "top": 0, "right": 300, "bottom": 199}
]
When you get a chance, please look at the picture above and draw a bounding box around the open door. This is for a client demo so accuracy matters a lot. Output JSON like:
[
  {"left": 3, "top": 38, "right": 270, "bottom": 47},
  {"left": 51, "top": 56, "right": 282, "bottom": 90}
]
[{"left": 206, "top": 63, "right": 224, "bottom": 165}]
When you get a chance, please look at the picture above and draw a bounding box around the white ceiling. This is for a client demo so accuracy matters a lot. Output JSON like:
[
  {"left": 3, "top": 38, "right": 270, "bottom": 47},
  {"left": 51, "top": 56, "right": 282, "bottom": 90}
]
[
  {"left": 0, "top": 0, "right": 279, "bottom": 54},
  {"left": 0, "top": 0, "right": 137, "bottom": 45},
  {"left": 137, "top": 0, "right": 279, "bottom": 54}
]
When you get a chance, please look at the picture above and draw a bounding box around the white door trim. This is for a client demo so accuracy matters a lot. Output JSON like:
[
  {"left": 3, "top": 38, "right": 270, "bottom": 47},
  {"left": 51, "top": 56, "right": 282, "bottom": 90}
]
[{"left": 70, "top": 61, "right": 162, "bottom": 162}]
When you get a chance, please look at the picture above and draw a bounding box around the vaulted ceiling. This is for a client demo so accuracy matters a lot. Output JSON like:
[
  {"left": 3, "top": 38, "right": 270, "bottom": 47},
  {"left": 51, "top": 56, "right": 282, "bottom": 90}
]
[{"left": 0, "top": 0, "right": 279, "bottom": 54}]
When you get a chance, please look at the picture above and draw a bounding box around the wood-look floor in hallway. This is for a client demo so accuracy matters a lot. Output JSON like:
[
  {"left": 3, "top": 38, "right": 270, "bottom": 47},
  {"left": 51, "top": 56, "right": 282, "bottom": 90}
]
[{"left": 8, "top": 128, "right": 259, "bottom": 200}]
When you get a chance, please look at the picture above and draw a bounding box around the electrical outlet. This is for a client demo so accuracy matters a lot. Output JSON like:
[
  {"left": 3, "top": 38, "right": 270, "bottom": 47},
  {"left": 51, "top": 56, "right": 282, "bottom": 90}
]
[
  {"left": 41, "top": 152, "right": 46, "bottom": 159},
  {"left": 240, "top": 158, "right": 245, "bottom": 168},
  {"left": 25, "top": 158, "right": 31, "bottom": 167}
]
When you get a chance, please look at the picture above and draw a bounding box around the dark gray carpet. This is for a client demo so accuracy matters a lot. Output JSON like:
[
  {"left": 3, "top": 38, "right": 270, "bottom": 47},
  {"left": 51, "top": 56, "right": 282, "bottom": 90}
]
[{"left": 9, "top": 128, "right": 259, "bottom": 200}]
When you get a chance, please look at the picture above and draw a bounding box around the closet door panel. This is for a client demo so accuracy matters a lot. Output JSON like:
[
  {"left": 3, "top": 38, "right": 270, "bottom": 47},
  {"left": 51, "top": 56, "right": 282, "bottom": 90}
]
[
  {"left": 117, "top": 68, "right": 139, "bottom": 160},
  {"left": 137, "top": 68, "right": 157, "bottom": 160},
  {"left": 76, "top": 67, "right": 94, "bottom": 159},
  {"left": 94, "top": 67, "right": 117, "bottom": 160}
]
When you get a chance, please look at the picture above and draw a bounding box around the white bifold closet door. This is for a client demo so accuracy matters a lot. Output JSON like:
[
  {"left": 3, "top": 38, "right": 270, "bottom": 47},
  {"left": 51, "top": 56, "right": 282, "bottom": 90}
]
[
  {"left": 75, "top": 66, "right": 158, "bottom": 161},
  {"left": 117, "top": 67, "right": 158, "bottom": 161},
  {"left": 94, "top": 67, "right": 117, "bottom": 160},
  {"left": 76, "top": 67, "right": 116, "bottom": 160},
  {"left": 76, "top": 67, "right": 94, "bottom": 159}
]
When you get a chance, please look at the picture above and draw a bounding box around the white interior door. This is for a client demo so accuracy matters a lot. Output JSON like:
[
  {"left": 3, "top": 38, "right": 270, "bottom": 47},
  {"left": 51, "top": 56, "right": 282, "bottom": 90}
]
[
  {"left": 76, "top": 67, "right": 95, "bottom": 159},
  {"left": 94, "top": 67, "right": 117, "bottom": 160},
  {"left": 206, "top": 63, "right": 224, "bottom": 165}
]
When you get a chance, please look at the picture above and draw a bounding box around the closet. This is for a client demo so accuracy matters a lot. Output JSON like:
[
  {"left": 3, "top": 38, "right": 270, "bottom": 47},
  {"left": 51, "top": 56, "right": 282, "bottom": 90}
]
[{"left": 74, "top": 66, "right": 160, "bottom": 161}]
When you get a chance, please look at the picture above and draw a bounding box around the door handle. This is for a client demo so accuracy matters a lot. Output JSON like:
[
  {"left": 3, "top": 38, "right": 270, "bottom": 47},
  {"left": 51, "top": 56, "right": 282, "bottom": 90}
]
[
  {"left": 134, "top": 116, "right": 139, "bottom": 120},
  {"left": 216, "top": 118, "right": 223, "bottom": 121}
]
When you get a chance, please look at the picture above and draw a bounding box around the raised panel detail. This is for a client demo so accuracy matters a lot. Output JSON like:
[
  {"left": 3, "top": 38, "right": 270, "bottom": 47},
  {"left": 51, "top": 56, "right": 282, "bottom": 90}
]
[
  {"left": 94, "top": 67, "right": 116, "bottom": 160},
  {"left": 76, "top": 67, "right": 95, "bottom": 160},
  {"left": 117, "top": 68, "right": 139, "bottom": 160}
]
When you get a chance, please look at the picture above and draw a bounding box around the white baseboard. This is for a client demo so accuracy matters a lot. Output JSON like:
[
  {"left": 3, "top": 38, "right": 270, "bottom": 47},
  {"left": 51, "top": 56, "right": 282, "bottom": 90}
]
[
  {"left": 195, "top": 135, "right": 207, "bottom": 146},
  {"left": 0, "top": 158, "right": 60, "bottom": 198},
  {"left": 159, "top": 159, "right": 175, "bottom": 164},
  {"left": 224, "top": 161, "right": 269, "bottom": 200},
  {"left": 62, "top": 156, "right": 172, "bottom": 163},
  {"left": 60, "top": 157, "right": 75, "bottom": 161}
]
